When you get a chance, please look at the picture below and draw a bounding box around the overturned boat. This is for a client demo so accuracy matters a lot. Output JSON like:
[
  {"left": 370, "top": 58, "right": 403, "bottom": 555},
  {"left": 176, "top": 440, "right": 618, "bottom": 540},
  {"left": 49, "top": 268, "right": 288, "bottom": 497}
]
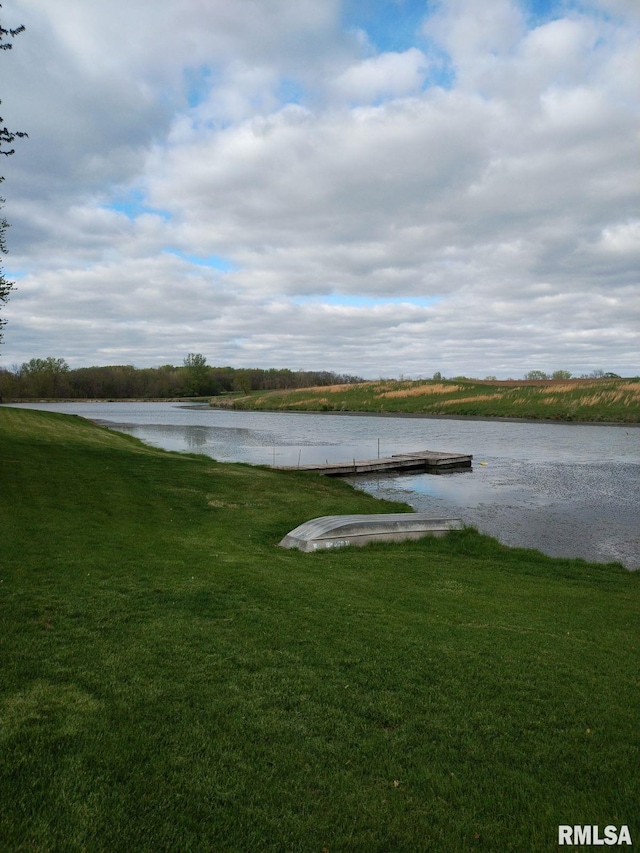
[{"left": 279, "top": 513, "right": 464, "bottom": 552}]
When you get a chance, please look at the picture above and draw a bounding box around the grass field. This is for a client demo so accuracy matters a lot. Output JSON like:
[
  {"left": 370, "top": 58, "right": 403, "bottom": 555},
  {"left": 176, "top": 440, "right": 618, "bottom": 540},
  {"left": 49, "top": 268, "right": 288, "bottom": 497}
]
[
  {"left": 229, "top": 377, "right": 640, "bottom": 422},
  {"left": 1, "top": 407, "right": 638, "bottom": 852}
]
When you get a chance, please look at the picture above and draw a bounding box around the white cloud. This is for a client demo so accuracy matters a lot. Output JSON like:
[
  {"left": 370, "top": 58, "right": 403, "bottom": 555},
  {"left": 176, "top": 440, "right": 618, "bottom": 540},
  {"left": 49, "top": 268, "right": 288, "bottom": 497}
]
[
  {"left": 1, "top": 0, "right": 638, "bottom": 377},
  {"left": 332, "top": 48, "right": 429, "bottom": 102},
  {"left": 422, "top": 0, "right": 525, "bottom": 89},
  {"left": 598, "top": 221, "right": 640, "bottom": 256}
]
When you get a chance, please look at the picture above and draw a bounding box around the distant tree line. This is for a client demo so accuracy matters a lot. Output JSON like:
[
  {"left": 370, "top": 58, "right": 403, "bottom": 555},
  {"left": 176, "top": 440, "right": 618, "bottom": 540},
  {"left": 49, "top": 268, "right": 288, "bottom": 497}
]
[
  {"left": 433, "top": 369, "right": 622, "bottom": 382},
  {"left": 523, "top": 369, "right": 621, "bottom": 380},
  {"left": 0, "top": 355, "right": 362, "bottom": 399},
  {"left": 439, "top": 370, "right": 622, "bottom": 381}
]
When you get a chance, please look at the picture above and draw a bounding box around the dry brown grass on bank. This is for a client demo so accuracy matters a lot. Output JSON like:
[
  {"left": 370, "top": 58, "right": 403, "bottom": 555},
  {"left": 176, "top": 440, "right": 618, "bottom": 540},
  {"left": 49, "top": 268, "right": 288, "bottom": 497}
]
[
  {"left": 439, "top": 393, "right": 504, "bottom": 406},
  {"left": 377, "top": 383, "right": 462, "bottom": 399},
  {"left": 287, "top": 396, "right": 331, "bottom": 406}
]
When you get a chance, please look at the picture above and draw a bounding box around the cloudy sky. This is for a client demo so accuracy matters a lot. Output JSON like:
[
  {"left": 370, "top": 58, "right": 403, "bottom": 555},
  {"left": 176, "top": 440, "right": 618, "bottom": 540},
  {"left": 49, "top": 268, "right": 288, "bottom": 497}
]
[{"left": 1, "top": 0, "right": 638, "bottom": 378}]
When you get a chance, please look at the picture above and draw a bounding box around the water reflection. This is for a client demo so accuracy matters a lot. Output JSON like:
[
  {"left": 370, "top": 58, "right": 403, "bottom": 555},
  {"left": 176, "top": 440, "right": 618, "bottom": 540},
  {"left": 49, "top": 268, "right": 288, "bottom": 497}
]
[
  {"left": 102, "top": 421, "right": 268, "bottom": 453},
  {"left": 354, "top": 459, "right": 640, "bottom": 568}
]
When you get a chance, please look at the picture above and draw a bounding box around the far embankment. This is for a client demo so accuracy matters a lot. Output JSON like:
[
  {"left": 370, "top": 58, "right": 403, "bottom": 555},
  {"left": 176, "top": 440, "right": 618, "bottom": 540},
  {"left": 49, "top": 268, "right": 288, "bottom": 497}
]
[{"left": 226, "top": 377, "right": 640, "bottom": 423}]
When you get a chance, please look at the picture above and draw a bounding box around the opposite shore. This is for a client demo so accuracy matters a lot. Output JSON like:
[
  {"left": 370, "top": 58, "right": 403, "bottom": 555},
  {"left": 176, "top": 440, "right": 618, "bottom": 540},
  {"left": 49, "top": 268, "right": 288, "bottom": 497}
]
[{"left": 4, "top": 390, "right": 640, "bottom": 426}]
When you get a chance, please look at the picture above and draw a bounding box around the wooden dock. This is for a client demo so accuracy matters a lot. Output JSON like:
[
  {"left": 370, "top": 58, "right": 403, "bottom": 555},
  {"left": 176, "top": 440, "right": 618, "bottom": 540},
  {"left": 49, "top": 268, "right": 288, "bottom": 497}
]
[{"left": 274, "top": 449, "right": 472, "bottom": 477}]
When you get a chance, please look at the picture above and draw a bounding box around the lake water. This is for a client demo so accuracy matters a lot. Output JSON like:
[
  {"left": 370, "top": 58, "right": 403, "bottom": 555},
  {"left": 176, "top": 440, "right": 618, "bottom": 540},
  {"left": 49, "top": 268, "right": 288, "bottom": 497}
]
[{"left": 5, "top": 401, "right": 639, "bottom": 569}]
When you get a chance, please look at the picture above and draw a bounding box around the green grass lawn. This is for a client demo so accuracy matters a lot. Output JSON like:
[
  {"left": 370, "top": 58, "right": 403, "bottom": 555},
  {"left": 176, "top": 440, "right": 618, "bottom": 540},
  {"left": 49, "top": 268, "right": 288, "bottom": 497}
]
[
  {"left": 1, "top": 407, "right": 638, "bottom": 852},
  {"left": 230, "top": 377, "right": 640, "bottom": 422}
]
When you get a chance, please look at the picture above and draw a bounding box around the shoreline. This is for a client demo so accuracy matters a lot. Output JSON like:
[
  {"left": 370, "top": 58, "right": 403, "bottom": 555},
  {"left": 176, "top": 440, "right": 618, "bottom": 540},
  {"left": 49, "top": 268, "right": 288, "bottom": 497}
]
[
  {"left": 213, "top": 405, "right": 640, "bottom": 428},
  {"left": 3, "top": 398, "right": 639, "bottom": 427}
]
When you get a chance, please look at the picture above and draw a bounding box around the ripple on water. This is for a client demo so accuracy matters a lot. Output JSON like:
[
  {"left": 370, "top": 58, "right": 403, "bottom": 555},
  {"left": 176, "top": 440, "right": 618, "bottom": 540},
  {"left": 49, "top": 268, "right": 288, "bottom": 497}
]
[{"left": 353, "top": 461, "right": 640, "bottom": 569}]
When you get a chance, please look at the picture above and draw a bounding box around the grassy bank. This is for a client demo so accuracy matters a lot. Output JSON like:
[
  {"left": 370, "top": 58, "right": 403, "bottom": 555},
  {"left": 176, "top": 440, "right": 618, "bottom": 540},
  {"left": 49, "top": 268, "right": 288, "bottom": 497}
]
[
  {"left": 229, "top": 377, "right": 640, "bottom": 422},
  {"left": 1, "top": 407, "right": 638, "bottom": 852}
]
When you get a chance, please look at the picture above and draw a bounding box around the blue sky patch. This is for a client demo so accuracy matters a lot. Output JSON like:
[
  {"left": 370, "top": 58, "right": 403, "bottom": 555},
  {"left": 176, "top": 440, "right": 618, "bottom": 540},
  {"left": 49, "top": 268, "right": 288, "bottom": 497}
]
[
  {"left": 343, "top": 0, "right": 571, "bottom": 57},
  {"left": 164, "top": 250, "right": 237, "bottom": 272},
  {"left": 524, "top": 0, "right": 569, "bottom": 25},
  {"left": 277, "top": 77, "right": 306, "bottom": 106},
  {"left": 342, "top": 0, "right": 431, "bottom": 54},
  {"left": 184, "top": 65, "right": 214, "bottom": 109},
  {"left": 3, "top": 264, "right": 26, "bottom": 280},
  {"left": 108, "top": 189, "right": 171, "bottom": 222}
]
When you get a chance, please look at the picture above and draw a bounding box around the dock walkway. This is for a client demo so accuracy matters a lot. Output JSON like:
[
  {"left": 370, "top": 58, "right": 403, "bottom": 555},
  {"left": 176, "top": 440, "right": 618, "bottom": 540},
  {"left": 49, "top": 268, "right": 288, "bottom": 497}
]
[{"left": 274, "top": 449, "right": 472, "bottom": 477}]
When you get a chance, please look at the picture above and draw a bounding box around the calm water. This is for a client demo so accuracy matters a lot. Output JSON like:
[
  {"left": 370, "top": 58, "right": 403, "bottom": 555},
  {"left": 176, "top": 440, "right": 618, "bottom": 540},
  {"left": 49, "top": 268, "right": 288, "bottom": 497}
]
[{"left": 6, "top": 401, "right": 639, "bottom": 569}]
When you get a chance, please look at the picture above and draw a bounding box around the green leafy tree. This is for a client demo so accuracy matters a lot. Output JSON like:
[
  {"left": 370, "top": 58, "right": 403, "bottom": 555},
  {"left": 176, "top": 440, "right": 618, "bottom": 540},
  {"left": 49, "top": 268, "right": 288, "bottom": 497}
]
[
  {"left": 20, "top": 357, "right": 70, "bottom": 397},
  {"left": 525, "top": 370, "right": 549, "bottom": 380},
  {"left": 234, "top": 369, "right": 252, "bottom": 395},
  {"left": 552, "top": 370, "right": 572, "bottom": 380},
  {"left": 183, "top": 353, "right": 209, "bottom": 396}
]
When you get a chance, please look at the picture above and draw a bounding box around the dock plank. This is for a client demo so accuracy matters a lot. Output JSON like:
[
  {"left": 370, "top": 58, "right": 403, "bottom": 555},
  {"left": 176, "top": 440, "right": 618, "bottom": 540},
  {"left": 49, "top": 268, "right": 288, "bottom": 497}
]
[{"left": 274, "top": 449, "right": 472, "bottom": 476}]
